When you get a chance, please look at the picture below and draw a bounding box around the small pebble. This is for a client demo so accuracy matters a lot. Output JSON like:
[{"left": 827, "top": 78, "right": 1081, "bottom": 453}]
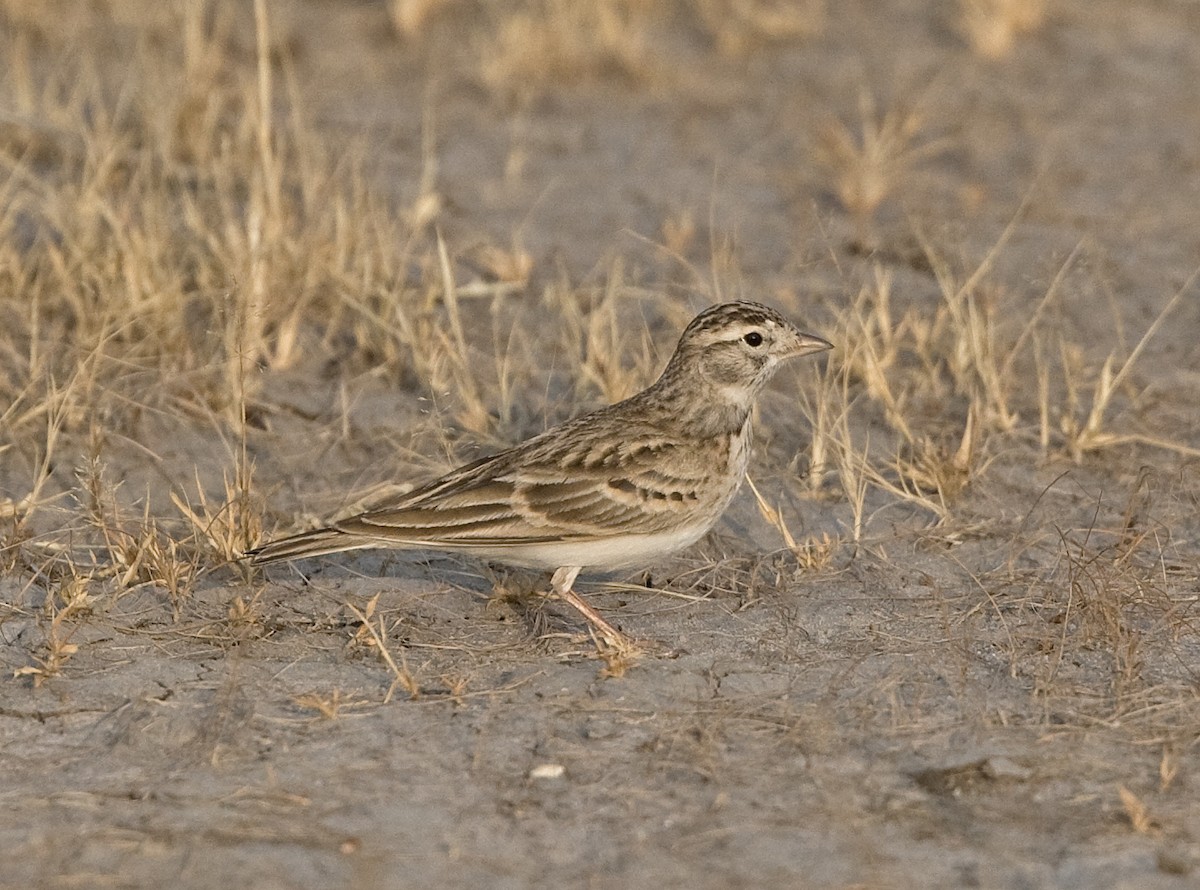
[
  {"left": 529, "top": 763, "right": 565, "bottom": 780},
  {"left": 982, "top": 757, "right": 1031, "bottom": 781}
]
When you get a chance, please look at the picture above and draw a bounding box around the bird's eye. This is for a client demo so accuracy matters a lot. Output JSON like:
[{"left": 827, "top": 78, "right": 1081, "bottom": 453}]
[{"left": 743, "top": 331, "right": 763, "bottom": 347}]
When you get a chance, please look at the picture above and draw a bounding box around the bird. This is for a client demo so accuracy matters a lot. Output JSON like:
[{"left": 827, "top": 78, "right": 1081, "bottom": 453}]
[{"left": 247, "top": 301, "right": 832, "bottom": 651}]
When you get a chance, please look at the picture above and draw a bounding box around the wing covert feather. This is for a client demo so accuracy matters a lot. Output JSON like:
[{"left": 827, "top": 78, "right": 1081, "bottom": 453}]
[{"left": 334, "top": 427, "right": 732, "bottom": 545}]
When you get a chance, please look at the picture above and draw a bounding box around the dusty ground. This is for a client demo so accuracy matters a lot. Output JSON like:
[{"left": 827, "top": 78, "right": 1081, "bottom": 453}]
[{"left": 1, "top": 1, "right": 1199, "bottom": 887}]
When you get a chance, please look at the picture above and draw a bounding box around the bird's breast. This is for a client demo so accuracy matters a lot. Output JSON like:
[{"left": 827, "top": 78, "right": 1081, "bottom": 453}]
[
  {"left": 729, "top": 418, "right": 753, "bottom": 477},
  {"left": 706, "top": 418, "right": 753, "bottom": 513}
]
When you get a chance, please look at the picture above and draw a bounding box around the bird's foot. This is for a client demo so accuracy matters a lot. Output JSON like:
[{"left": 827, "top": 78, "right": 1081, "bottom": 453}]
[{"left": 548, "top": 568, "right": 682, "bottom": 667}]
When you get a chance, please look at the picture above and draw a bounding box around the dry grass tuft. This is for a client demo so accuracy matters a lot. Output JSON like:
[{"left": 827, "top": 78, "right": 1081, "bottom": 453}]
[
  {"left": 12, "top": 571, "right": 92, "bottom": 686},
  {"left": 388, "top": 0, "right": 457, "bottom": 38},
  {"left": 815, "top": 89, "right": 944, "bottom": 246},
  {"left": 692, "top": 0, "right": 826, "bottom": 56},
  {"left": 292, "top": 688, "right": 377, "bottom": 720},
  {"left": 475, "top": 0, "right": 824, "bottom": 100},
  {"left": 1056, "top": 276, "right": 1199, "bottom": 462},
  {"left": 348, "top": 594, "right": 422, "bottom": 702},
  {"left": 172, "top": 466, "right": 263, "bottom": 568},
  {"left": 1117, "top": 784, "right": 1156, "bottom": 834},
  {"left": 478, "top": 0, "right": 661, "bottom": 99},
  {"left": 956, "top": 0, "right": 1047, "bottom": 59},
  {"left": 795, "top": 212, "right": 1199, "bottom": 543}
]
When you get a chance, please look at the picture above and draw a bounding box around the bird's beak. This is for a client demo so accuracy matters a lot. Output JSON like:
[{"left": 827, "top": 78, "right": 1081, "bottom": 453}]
[{"left": 788, "top": 330, "right": 834, "bottom": 357}]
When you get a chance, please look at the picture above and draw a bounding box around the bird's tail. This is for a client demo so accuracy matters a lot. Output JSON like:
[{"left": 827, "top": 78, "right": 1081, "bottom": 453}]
[{"left": 245, "top": 526, "right": 378, "bottom": 565}]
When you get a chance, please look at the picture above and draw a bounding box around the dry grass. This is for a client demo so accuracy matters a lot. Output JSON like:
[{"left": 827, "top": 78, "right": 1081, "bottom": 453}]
[
  {"left": 478, "top": 0, "right": 663, "bottom": 98},
  {"left": 814, "top": 88, "right": 946, "bottom": 248},
  {"left": 956, "top": 0, "right": 1047, "bottom": 59},
  {"left": 347, "top": 594, "right": 422, "bottom": 702},
  {"left": 11, "top": 571, "right": 90, "bottom": 686},
  {"left": 692, "top": 0, "right": 826, "bottom": 56},
  {"left": 475, "top": 0, "right": 825, "bottom": 100}
]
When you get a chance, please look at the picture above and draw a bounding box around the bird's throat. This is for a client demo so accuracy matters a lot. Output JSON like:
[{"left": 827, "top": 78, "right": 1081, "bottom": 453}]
[{"left": 677, "top": 392, "right": 752, "bottom": 438}]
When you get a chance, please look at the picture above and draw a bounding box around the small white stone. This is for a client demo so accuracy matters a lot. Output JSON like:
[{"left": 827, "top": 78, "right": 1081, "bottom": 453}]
[
  {"left": 982, "top": 756, "right": 1031, "bottom": 781},
  {"left": 529, "top": 763, "right": 566, "bottom": 780}
]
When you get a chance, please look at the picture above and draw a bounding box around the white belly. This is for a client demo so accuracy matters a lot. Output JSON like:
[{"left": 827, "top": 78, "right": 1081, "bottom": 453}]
[{"left": 491, "top": 523, "right": 715, "bottom": 572}]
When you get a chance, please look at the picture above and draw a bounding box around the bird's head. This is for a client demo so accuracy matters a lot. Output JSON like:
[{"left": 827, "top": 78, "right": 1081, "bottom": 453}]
[{"left": 662, "top": 301, "right": 832, "bottom": 408}]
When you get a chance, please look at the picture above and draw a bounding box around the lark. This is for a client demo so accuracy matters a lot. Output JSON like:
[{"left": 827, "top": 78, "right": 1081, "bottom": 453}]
[{"left": 247, "top": 301, "right": 832, "bottom": 650}]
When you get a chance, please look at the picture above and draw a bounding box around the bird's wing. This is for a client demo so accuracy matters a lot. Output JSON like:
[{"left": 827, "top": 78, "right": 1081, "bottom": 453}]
[{"left": 334, "top": 429, "right": 719, "bottom": 547}]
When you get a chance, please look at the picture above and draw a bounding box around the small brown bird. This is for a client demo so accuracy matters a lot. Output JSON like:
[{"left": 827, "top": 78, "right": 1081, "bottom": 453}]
[{"left": 248, "top": 301, "right": 832, "bottom": 649}]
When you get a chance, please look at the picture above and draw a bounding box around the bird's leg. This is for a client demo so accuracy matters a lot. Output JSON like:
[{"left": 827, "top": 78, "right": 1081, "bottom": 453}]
[{"left": 549, "top": 566, "right": 635, "bottom": 652}]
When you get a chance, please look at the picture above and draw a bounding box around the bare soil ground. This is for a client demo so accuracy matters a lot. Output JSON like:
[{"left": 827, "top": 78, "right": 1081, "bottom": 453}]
[{"left": 1, "top": 1, "right": 1199, "bottom": 887}]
